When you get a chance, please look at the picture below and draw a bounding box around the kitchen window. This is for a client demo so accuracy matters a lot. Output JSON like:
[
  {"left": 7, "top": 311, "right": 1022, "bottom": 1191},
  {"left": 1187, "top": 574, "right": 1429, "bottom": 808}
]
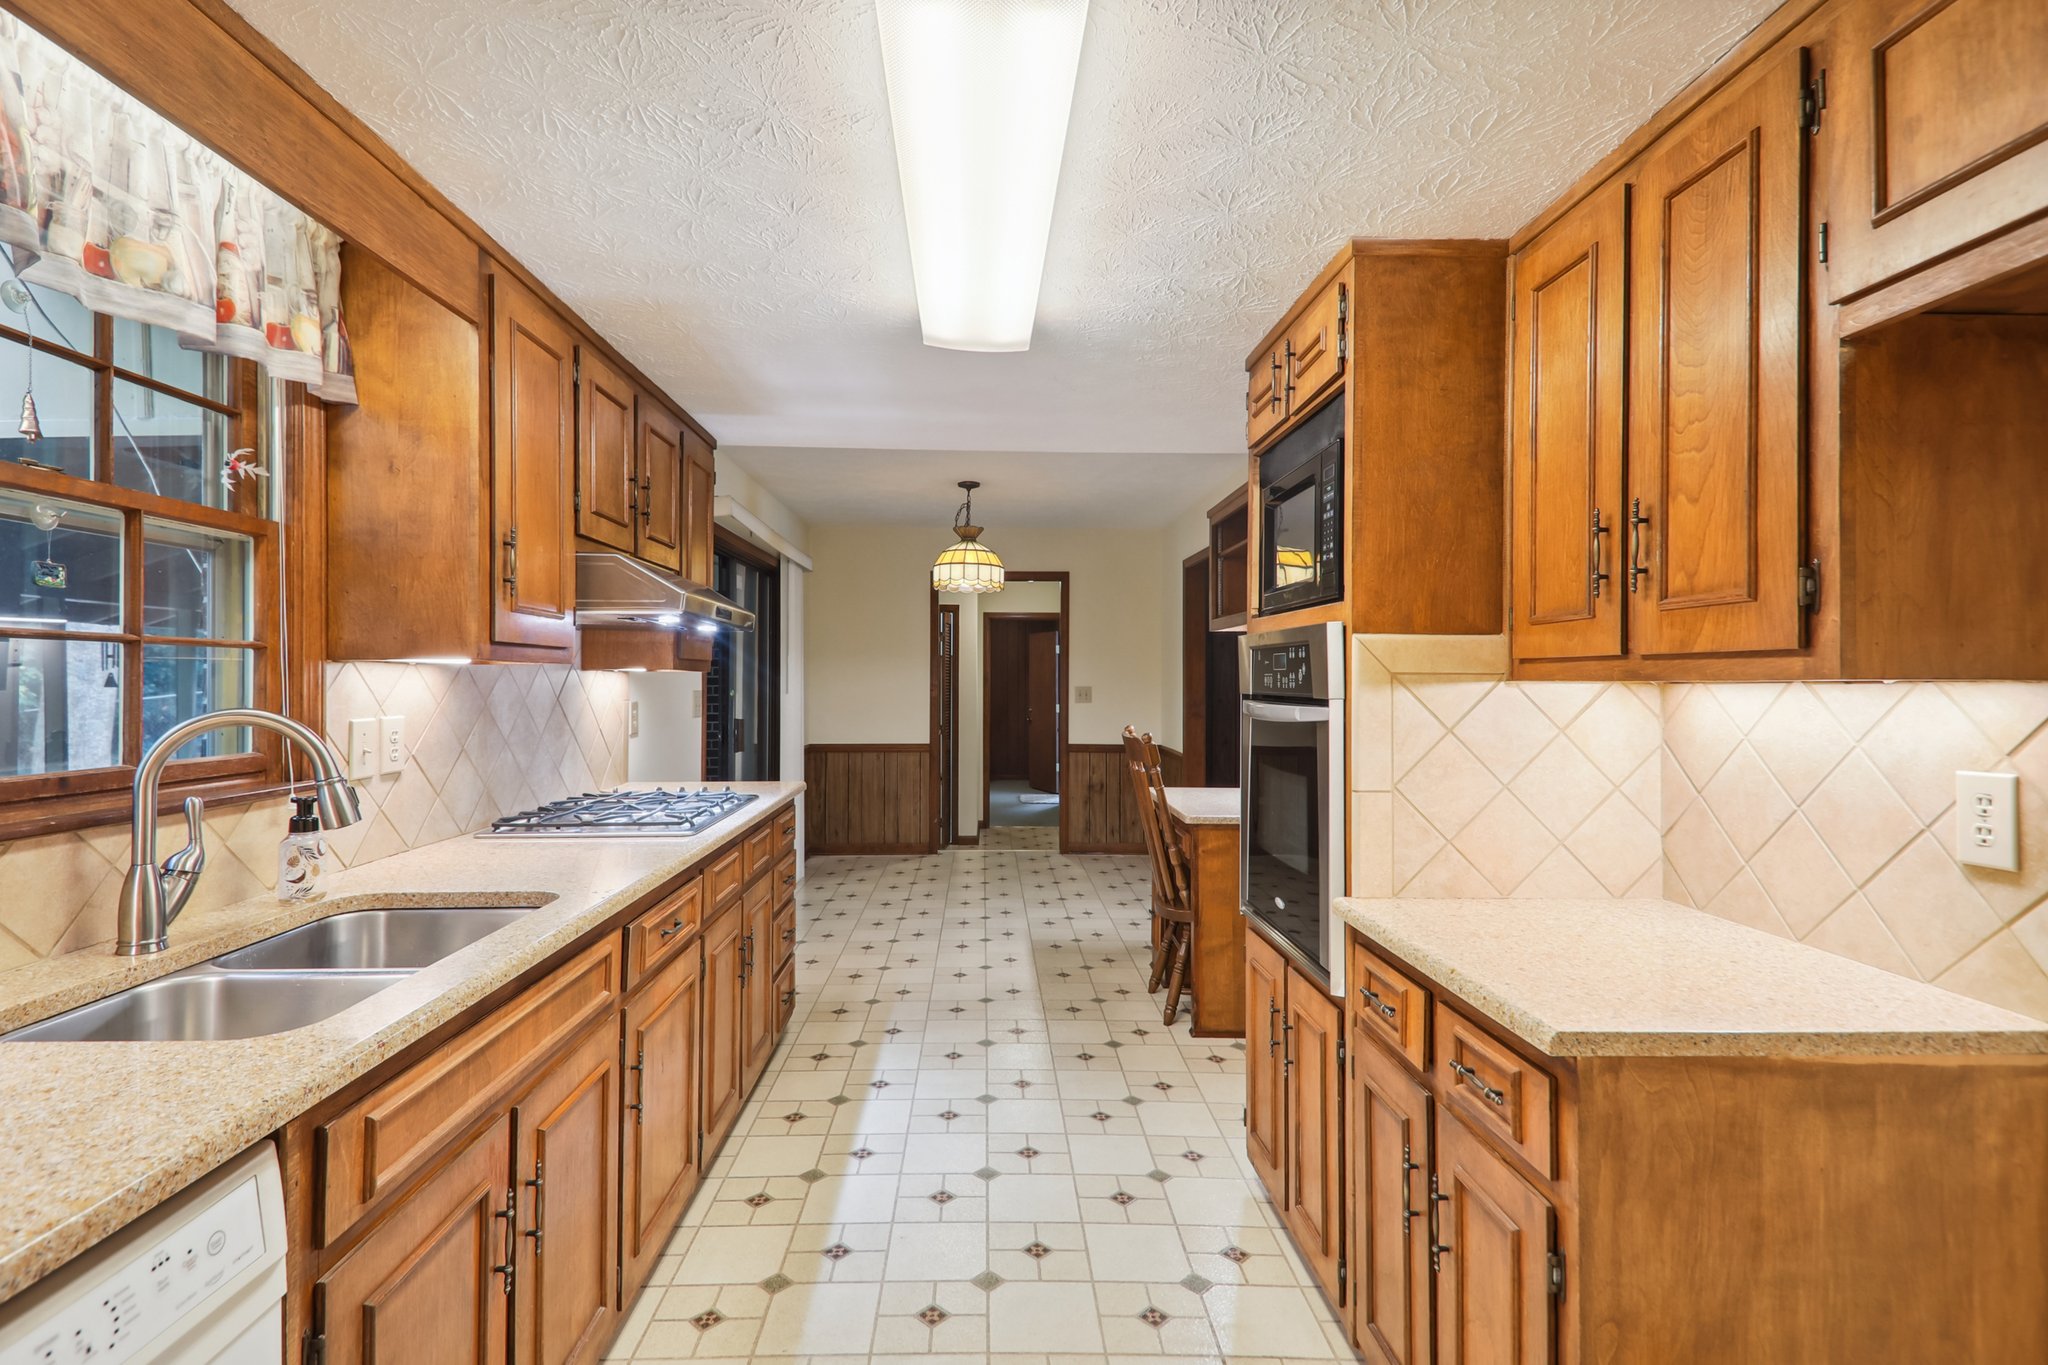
[{"left": 0, "top": 249, "right": 302, "bottom": 836}]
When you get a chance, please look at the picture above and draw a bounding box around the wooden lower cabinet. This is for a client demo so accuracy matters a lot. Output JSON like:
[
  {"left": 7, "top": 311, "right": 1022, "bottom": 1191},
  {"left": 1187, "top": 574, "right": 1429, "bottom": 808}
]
[
  {"left": 1350, "top": 1015, "right": 1432, "bottom": 1365},
  {"left": 740, "top": 881, "right": 776, "bottom": 1092},
  {"left": 312, "top": 1114, "right": 514, "bottom": 1365},
  {"left": 1432, "top": 1110, "right": 1554, "bottom": 1365},
  {"left": 621, "top": 943, "right": 702, "bottom": 1295},
  {"left": 700, "top": 899, "right": 747, "bottom": 1156},
  {"left": 513, "top": 1021, "right": 620, "bottom": 1365},
  {"left": 1244, "top": 931, "right": 1288, "bottom": 1201}
]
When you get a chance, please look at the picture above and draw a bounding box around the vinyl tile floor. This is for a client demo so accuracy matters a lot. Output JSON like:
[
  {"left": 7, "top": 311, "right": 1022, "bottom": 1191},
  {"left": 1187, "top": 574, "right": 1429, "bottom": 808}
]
[{"left": 603, "top": 846, "right": 1358, "bottom": 1364}]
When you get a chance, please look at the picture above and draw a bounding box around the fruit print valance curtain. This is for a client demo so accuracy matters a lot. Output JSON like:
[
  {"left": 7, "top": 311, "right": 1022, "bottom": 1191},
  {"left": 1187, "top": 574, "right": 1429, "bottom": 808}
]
[{"left": 0, "top": 13, "right": 355, "bottom": 403}]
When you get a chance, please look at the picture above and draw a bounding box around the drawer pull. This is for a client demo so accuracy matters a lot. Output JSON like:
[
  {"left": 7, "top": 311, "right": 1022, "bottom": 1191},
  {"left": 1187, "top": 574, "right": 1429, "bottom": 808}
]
[
  {"left": 1358, "top": 985, "right": 1397, "bottom": 1020},
  {"left": 1267, "top": 999, "right": 1283, "bottom": 1057},
  {"left": 781, "top": 988, "right": 796, "bottom": 1007},
  {"left": 524, "top": 1161, "right": 545, "bottom": 1254},
  {"left": 658, "top": 916, "right": 686, "bottom": 940},
  {"left": 1449, "top": 1059, "right": 1507, "bottom": 1106},
  {"left": 628, "top": 1045, "right": 645, "bottom": 1125},
  {"left": 1401, "top": 1143, "right": 1421, "bottom": 1230},
  {"left": 1429, "top": 1175, "right": 1452, "bottom": 1270},
  {"left": 492, "top": 1187, "right": 517, "bottom": 1292}
]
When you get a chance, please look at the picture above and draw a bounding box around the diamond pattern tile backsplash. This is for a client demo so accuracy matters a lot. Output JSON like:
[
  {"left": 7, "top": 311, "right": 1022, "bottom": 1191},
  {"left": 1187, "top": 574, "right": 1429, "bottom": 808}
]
[{"left": 0, "top": 663, "right": 628, "bottom": 970}]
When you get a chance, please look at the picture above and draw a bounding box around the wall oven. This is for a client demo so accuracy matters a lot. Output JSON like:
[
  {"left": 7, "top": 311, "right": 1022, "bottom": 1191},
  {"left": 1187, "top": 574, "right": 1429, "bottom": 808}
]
[
  {"left": 1239, "top": 621, "right": 1346, "bottom": 995},
  {"left": 1257, "top": 392, "right": 1344, "bottom": 615}
]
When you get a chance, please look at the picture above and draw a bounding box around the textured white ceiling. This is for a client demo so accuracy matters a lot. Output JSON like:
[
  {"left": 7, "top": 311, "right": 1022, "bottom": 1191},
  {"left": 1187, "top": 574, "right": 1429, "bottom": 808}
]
[{"left": 226, "top": 0, "right": 1775, "bottom": 519}]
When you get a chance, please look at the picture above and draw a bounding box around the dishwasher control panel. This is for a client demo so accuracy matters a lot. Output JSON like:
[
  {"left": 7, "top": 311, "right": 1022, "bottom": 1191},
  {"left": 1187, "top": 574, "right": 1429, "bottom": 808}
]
[{"left": 0, "top": 1144, "right": 284, "bottom": 1365}]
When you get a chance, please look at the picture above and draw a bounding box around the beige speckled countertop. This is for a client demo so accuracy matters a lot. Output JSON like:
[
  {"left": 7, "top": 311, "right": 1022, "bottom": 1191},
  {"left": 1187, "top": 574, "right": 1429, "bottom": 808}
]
[
  {"left": 1334, "top": 896, "right": 2048, "bottom": 1059},
  {"left": 0, "top": 781, "right": 801, "bottom": 1305},
  {"left": 1163, "top": 787, "right": 1239, "bottom": 826}
]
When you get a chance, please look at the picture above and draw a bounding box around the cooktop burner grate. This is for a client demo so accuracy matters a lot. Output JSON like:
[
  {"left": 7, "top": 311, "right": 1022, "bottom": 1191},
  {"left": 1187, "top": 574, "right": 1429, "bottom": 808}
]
[{"left": 481, "top": 787, "right": 759, "bottom": 837}]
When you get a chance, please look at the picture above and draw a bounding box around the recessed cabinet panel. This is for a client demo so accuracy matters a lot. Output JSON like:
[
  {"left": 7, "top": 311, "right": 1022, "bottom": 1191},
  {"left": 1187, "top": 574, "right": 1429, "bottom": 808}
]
[
  {"left": 1285, "top": 281, "right": 1346, "bottom": 416},
  {"left": 1351, "top": 1024, "right": 1433, "bottom": 1365},
  {"left": 1629, "top": 49, "right": 1806, "bottom": 657},
  {"left": 576, "top": 346, "right": 637, "bottom": 553},
  {"left": 1285, "top": 979, "right": 1344, "bottom": 1305},
  {"left": 1248, "top": 344, "right": 1286, "bottom": 449},
  {"left": 683, "top": 435, "right": 717, "bottom": 587},
  {"left": 1433, "top": 1111, "right": 1555, "bottom": 1365},
  {"left": 514, "top": 1021, "right": 619, "bottom": 1365},
  {"left": 622, "top": 944, "right": 702, "bottom": 1294},
  {"left": 491, "top": 271, "right": 579, "bottom": 654},
  {"left": 1244, "top": 930, "right": 1288, "bottom": 1202},
  {"left": 1511, "top": 183, "right": 1628, "bottom": 662},
  {"left": 637, "top": 400, "right": 685, "bottom": 572}
]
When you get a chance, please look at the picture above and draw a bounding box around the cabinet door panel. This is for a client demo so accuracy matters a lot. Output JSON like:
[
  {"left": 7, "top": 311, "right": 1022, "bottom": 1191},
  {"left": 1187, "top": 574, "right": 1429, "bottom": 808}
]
[
  {"left": 491, "top": 271, "right": 578, "bottom": 653},
  {"left": 1826, "top": 0, "right": 2048, "bottom": 301},
  {"left": 701, "top": 904, "right": 746, "bottom": 1156},
  {"left": 314, "top": 1114, "right": 511, "bottom": 1365},
  {"left": 514, "top": 1021, "right": 619, "bottom": 1365},
  {"left": 683, "top": 436, "right": 716, "bottom": 587},
  {"left": 623, "top": 945, "right": 702, "bottom": 1296},
  {"left": 1434, "top": 1111, "right": 1554, "bottom": 1365},
  {"left": 576, "top": 346, "right": 637, "bottom": 553},
  {"left": 741, "top": 880, "right": 777, "bottom": 1093},
  {"left": 1244, "top": 931, "right": 1287, "bottom": 1205},
  {"left": 1285, "top": 281, "right": 1347, "bottom": 417},
  {"left": 1629, "top": 49, "right": 1806, "bottom": 656},
  {"left": 1511, "top": 182, "right": 1628, "bottom": 662},
  {"left": 1284, "top": 971, "right": 1343, "bottom": 1306},
  {"left": 637, "top": 399, "right": 685, "bottom": 572},
  {"left": 1247, "top": 345, "right": 1286, "bottom": 448},
  {"left": 1351, "top": 1021, "right": 1432, "bottom": 1365}
]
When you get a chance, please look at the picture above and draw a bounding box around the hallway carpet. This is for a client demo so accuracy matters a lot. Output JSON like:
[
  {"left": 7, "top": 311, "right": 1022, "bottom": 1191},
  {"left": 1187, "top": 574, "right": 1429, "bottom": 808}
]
[{"left": 987, "top": 778, "right": 1061, "bottom": 830}]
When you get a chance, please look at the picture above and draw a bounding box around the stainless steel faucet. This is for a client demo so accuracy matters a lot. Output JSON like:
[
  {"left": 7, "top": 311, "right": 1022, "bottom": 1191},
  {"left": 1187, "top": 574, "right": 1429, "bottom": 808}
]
[{"left": 116, "top": 708, "right": 364, "bottom": 956}]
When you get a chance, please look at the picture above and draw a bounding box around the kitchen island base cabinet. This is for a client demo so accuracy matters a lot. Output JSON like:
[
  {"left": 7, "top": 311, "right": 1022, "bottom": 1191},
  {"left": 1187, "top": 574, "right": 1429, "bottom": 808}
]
[
  {"left": 1349, "top": 1021, "right": 1432, "bottom": 1365},
  {"left": 513, "top": 1021, "right": 620, "bottom": 1365},
  {"left": 1432, "top": 1110, "right": 1554, "bottom": 1365},
  {"left": 621, "top": 945, "right": 702, "bottom": 1295},
  {"left": 311, "top": 1114, "right": 513, "bottom": 1365}
]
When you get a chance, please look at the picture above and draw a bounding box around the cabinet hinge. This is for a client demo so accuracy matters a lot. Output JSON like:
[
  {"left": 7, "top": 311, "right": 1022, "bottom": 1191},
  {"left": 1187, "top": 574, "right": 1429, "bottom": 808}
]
[
  {"left": 1798, "top": 557, "right": 1821, "bottom": 612},
  {"left": 1336, "top": 1038, "right": 1345, "bottom": 1064},
  {"left": 304, "top": 1327, "right": 326, "bottom": 1365},
  {"left": 1337, "top": 1257, "right": 1347, "bottom": 1288},
  {"left": 1800, "top": 70, "right": 1826, "bottom": 135},
  {"left": 1336, "top": 285, "right": 1350, "bottom": 361},
  {"left": 1242, "top": 1105, "right": 1248, "bottom": 1127},
  {"left": 1548, "top": 1250, "right": 1566, "bottom": 1298},
  {"left": 1817, "top": 221, "right": 1830, "bottom": 264}
]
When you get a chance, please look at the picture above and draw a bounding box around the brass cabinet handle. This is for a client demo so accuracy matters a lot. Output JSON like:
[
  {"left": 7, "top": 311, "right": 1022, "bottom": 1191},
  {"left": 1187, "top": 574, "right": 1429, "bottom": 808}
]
[
  {"left": 1589, "top": 506, "right": 1611, "bottom": 598},
  {"left": 639, "top": 476, "right": 654, "bottom": 528},
  {"left": 1268, "top": 354, "right": 1283, "bottom": 413},
  {"left": 524, "top": 1161, "right": 545, "bottom": 1254},
  {"left": 1358, "top": 985, "right": 1397, "bottom": 1021},
  {"left": 501, "top": 527, "right": 519, "bottom": 593},
  {"left": 1283, "top": 338, "right": 1297, "bottom": 401},
  {"left": 628, "top": 1045, "right": 646, "bottom": 1125},
  {"left": 781, "top": 988, "right": 796, "bottom": 1008},
  {"left": 492, "top": 1187, "right": 517, "bottom": 1292},
  {"left": 1429, "top": 1175, "right": 1453, "bottom": 1270},
  {"left": 1401, "top": 1144, "right": 1422, "bottom": 1231},
  {"left": 1268, "top": 999, "right": 1283, "bottom": 1057},
  {"left": 1449, "top": 1059, "right": 1507, "bottom": 1107},
  {"left": 659, "top": 915, "right": 686, "bottom": 940},
  {"left": 1628, "top": 498, "right": 1651, "bottom": 593},
  {"left": 1281, "top": 1018, "right": 1295, "bottom": 1073}
]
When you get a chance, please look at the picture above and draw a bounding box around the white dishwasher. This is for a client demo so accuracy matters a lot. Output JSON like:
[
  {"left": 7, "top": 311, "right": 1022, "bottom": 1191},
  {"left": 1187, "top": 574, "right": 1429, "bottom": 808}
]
[{"left": 0, "top": 1142, "right": 287, "bottom": 1364}]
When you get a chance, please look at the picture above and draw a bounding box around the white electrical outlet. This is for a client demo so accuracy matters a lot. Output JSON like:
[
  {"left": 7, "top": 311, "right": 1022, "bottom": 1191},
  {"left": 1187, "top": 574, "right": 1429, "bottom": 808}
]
[
  {"left": 1956, "top": 771, "right": 2019, "bottom": 872},
  {"left": 630, "top": 701, "right": 640, "bottom": 738},
  {"left": 377, "top": 716, "right": 406, "bottom": 775},
  {"left": 347, "top": 718, "right": 378, "bottom": 780},
  {"left": 1074, "top": 685, "right": 1093, "bottom": 704}
]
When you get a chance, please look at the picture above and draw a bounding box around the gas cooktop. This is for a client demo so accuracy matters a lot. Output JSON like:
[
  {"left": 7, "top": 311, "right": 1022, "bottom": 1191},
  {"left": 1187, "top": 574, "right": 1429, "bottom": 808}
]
[{"left": 479, "top": 787, "right": 759, "bottom": 838}]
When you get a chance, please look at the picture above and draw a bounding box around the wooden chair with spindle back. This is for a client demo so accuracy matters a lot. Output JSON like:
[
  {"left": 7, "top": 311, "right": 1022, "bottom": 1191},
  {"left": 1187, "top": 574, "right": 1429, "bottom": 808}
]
[{"left": 1122, "top": 726, "right": 1196, "bottom": 1026}]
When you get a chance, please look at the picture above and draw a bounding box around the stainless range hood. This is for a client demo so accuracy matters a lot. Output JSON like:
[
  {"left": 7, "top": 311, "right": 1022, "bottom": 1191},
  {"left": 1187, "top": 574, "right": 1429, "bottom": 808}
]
[{"left": 575, "top": 553, "right": 756, "bottom": 633}]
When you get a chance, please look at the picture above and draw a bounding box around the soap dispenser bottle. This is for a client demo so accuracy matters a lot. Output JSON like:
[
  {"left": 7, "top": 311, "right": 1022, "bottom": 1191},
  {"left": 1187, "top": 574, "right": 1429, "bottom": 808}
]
[{"left": 278, "top": 795, "right": 327, "bottom": 902}]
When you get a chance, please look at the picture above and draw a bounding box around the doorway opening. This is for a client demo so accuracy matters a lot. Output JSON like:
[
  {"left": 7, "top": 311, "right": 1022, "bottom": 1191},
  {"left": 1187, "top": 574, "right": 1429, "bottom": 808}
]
[
  {"left": 984, "top": 611, "right": 1061, "bottom": 832},
  {"left": 704, "top": 531, "right": 781, "bottom": 782}
]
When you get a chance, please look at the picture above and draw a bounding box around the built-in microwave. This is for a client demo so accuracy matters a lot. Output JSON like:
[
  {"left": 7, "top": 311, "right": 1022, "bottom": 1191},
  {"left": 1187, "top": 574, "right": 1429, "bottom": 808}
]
[
  {"left": 1239, "top": 621, "right": 1346, "bottom": 996},
  {"left": 1257, "top": 394, "right": 1344, "bottom": 616}
]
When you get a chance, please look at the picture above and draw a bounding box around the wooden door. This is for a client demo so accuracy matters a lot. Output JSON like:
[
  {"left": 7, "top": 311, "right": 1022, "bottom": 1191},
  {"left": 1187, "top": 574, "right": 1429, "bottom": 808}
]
[
  {"left": 513, "top": 1020, "right": 619, "bottom": 1365},
  {"left": 1284, "top": 969, "right": 1344, "bottom": 1306},
  {"left": 1434, "top": 1111, "right": 1555, "bottom": 1365},
  {"left": 700, "top": 902, "right": 745, "bottom": 1154},
  {"left": 1248, "top": 343, "right": 1286, "bottom": 447},
  {"left": 313, "top": 1114, "right": 511, "bottom": 1365},
  {"left": 1245, "top": 931, "right": 1288, "bottom": 1206},
  {"left": 1824, "top": 0, "right": 2048, "bottom": 302},
  {"left": 741, "top": 882, "right": 777, "bottom": 1092},
  {"left": 1628, "top": 49, "right": 1807, "bottom": 657},
  {"left": 575, "top": 346, "right": 637, "bottom": 553},
  {"left": 682, "top": 434, "right": 716, "bottom": 585},
  {"left": 1285, "top": 279, "right": 1347, "bottom": 418},
  {"left": 935, "top": 604, "right": 959, "bottom": 847},
  {"left": 1511, "top": 181, "right": 1628, "bottom": 662},
  {"left": 1351, "top": 1019, "right": 1433, "bottom": 1365},
  {"left": 1025, "top": 627, "right": 1058, "bottom": 794},
  {"left": 490, "top": 270, "right": 578, "bottom": 653},
  {"left": 636, "top": 398, "right": 685, "bottom": 572},
  {"left": 622, "top": 944, "right": 702, "bottom": 1296}
]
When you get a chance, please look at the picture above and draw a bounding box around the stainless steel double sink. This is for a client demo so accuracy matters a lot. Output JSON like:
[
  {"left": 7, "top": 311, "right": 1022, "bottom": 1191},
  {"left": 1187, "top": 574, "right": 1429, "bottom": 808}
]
[{"left": 4, "top": 907, "right": 535, "bottom": 1043}]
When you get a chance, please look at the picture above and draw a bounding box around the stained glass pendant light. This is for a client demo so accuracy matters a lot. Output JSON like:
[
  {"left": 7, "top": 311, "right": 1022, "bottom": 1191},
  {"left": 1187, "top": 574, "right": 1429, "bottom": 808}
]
[{"left": 931, "top": 480, "right": 1005, "bottom": 594}]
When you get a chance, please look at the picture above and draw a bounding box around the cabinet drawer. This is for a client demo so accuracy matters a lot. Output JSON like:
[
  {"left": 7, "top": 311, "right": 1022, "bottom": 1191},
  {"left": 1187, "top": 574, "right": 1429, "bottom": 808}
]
[
  {"left": 706, "top": 847, "right": 744, "bottom": 910},
  {"left": 1432, "top": 1002, "right": 1556, "bottom": 1178},
  {"left": 774, "top": 852, "right": 797, "bottom": 907},
  {"left": 743, "top": 824, "right": 777, "bottom": 882},
  {"left": 775, "top": 806, "right": 797, "bottom": 858},
  {"left": 318, "top": 935, "right": 620, "bottom": 1245},
  {"left": 626, "top": 875, "right": 703, "bottom": 986},
  {"left": 773, "top": 957, "right": 796, "bottom": 1036},
  {"left": 1348, "top": 935, "right": 1429, "bottom": 1072},
  {"left": 773, "top": 900, "right": 796, "bottom": 968}
]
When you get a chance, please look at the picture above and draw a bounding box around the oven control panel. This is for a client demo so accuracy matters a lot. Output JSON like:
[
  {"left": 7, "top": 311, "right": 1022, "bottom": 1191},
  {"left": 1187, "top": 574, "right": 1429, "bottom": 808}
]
[{"left": 1248, "top": 641, "right": 1316, "bottom": 698}]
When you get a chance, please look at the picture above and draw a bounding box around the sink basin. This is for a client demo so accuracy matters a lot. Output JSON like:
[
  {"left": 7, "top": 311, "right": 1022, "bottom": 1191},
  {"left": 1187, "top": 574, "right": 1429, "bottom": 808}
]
[
  {"left": 212, "top": 907, "right": 535, "bottom": 972},
  {"left": 3, "top": 969, "right": 413, "bottom": 1043}
]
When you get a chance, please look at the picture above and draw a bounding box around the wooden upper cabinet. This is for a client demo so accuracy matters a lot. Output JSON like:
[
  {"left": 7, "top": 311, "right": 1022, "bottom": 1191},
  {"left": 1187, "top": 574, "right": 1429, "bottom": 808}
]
[
  {"left": 1351, "top": 1018, "right": 1433, "bottom": 1365},
  {"left": 1824, "top": 0, "right": 2048, "bottom": 303},
  {"left": 1285, "top": 280, "right": 1347, "bottom": 418},
  {"left": 1629, "top": 48, "right": 1808, "bottom": 658},
  {"left": 683, "top": 432, "right": 717, "bottom": 586},
  {"left": 637, "top": 399, "right": 686, "bottom": 572},
  {"left": 513, "top": 1021, "right": 619, "bottom": 1365},
  {"left": 576, "top": 346, "right": 638, "bottom": 553},
  {"left": 1433, "top": 1111, "right": 1555, "bottom": 1365},
  {"left": 313, "top": 1114, "right": 512, "bottom": 1365},
  {"left": 491, "top": 269, "right": 579, "bottom": 654},
  {"left": 1244, "top": 931, "right": 1288, "bottom": 1203},
  {"left": 1247, "top": 342, "right": 1287, "bottom": 448},
  {"left": 1511, "top": 182, "right": 1629, "bottom": 663}
]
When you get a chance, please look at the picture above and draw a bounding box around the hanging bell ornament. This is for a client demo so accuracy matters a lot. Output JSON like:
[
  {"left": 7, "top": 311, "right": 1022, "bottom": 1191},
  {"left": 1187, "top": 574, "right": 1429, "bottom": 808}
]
[{"left": 17, "top": 389, "right": 40, "bottom": 442}]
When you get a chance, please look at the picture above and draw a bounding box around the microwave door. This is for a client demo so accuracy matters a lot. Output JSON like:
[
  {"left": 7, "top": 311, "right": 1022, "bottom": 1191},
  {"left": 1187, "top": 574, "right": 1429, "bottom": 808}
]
[{"left": 1240, "top": 700, "right": 1339, "bottom": 984}]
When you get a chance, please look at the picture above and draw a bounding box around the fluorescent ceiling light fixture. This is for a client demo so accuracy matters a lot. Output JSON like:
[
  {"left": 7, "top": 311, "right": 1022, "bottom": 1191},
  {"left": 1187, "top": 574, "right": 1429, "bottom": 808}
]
[{"left": 875, "top": 0, "right": 1088, "bottom": 352}]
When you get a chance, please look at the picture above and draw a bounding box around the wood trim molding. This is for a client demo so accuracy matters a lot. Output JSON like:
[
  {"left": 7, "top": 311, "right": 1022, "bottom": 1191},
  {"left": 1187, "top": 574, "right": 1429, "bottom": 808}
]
[
  {"left": 1064, "top": 743, "right": 1184, "bottom": 854},
  {"left": 803, "top": 745, "right": 932, "bottom": 855}
]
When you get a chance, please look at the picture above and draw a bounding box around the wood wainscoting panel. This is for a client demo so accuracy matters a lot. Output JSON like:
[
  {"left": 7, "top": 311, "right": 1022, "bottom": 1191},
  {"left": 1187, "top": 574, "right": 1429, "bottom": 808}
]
[
  {"left": 1065, "top": 745, "right": 1182, "bottom": 854},
  {"left": 804, "top": 745, "right": 933, "bottom": 855}
]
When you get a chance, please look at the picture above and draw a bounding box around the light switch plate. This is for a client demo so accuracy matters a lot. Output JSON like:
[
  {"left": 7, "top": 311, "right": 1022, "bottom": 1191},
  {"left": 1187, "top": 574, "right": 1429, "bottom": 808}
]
[
  {"left": 1074, "top": 685, "right": 1093, "bottom": 704},
  {"left": 377, "top": 716, "right": 406, "bottom": 775},
  {"left": 347, "top": 718, "right": 377, "bottom": 781},
  {"left": 630, "top": 701, "right": 640, "bottom": 738},
  {"left": 1956, "top": 771, "right": 2019, "bottom": 872}
]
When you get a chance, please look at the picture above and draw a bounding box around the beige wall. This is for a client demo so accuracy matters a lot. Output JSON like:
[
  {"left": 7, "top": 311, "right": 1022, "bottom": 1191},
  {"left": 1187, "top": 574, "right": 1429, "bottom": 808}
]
[
  {"left": 0, "top": 662, "right": 629, "bottom": 969},
  {"left": 805, "top": 522, "right": 1171, "bottom": 748}
]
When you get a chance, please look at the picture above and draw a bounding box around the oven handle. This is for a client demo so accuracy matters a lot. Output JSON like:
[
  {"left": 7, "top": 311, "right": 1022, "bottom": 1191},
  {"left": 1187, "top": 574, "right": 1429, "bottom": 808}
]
[{"left": 1242, "top": 699, "right": 1334, "bottom": 724}]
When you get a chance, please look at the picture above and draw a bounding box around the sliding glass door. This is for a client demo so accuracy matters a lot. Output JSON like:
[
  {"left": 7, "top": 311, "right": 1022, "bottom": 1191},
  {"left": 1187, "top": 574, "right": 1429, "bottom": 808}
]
[{"left": 705, "top": 542, "right": 780, "bottom": 781}]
